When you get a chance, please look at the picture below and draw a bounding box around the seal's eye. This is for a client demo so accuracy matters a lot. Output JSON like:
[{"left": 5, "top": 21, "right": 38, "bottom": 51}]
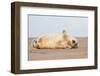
[{"left": 72, "top": 40, "right": 75, "bottom": 43}]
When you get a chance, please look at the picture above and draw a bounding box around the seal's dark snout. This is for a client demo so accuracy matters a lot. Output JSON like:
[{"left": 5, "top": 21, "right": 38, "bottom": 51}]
[{"left": 72, "top": 40, "right": 76, "bottom": 43}]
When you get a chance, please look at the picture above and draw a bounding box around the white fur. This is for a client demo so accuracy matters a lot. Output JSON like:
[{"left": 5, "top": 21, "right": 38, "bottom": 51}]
[{"left": 32, "top": 30, "right": 78, "bottom": 49}]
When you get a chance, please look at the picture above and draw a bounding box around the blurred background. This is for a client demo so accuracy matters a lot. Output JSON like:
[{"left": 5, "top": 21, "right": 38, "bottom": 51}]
[{"left": 29, "top": 15, "right": 88, "bottom": 37}]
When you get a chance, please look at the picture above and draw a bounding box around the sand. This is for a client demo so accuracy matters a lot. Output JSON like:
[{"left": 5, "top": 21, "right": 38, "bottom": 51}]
[{"left": 28, "top": 38, "right": 88, "bottom": 60}]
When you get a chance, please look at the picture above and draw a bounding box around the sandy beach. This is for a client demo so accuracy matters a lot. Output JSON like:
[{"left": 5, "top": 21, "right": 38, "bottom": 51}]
[{"left": 28, "top": 37, "right": 88, "bottom": 61}]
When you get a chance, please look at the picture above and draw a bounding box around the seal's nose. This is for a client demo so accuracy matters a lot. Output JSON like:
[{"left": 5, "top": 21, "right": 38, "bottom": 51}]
[
  {"left": 75, "top": 43, "right": 78, "bottom": 45},
  {"left": 75, "top": 43, "right": 78, "bottom": 48},
  {"left": 72, "top": 40, "right": 76, "bottom": 43}
]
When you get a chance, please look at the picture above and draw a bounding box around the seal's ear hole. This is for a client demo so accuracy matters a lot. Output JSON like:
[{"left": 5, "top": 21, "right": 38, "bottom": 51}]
[{"left": 72, "top": 40, "right": 76, "bottom": 43}]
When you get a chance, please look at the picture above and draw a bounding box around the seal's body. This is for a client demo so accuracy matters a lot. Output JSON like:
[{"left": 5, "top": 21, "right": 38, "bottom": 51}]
[{"left": 32, "top": 30, "right": 78, "bottom": 49}]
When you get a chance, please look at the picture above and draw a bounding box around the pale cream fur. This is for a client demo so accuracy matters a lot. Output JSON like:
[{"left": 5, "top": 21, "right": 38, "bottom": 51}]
[{"left": 32, "top": 30, "right": 78, "bottom": 49}]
